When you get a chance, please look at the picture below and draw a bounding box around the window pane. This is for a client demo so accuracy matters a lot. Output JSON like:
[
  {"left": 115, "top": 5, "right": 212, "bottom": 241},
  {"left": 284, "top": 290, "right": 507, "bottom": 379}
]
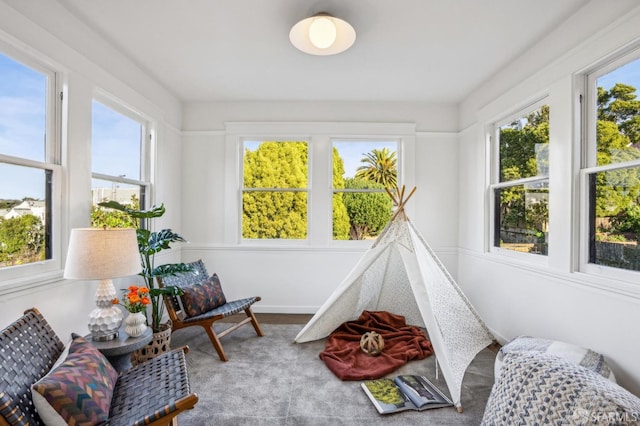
[
  {"left": 90, "top": 178, "right": 143, "bottom": 228},
  {"left": 92, "top": 101, "right": 142, "bottom": 180},
  {"left": 498, "top": 105, "right": 549, "bottom": 182},
  {"left": 589, "top": 166, "right": 640, "bottom": 271},
  {"left": 494, "top": 181, "right": 549, "bottom": 255},
  {"left": 332, "top": 141, "right": 397, "bottom": 187},
  {"left": 332, "top": 141, "right": 397, "bottom": 240},
  {"left": 0, "top": 163, "right": 50, "bottom": 267},
  {"left": 595, "top": 57, "right": 640, "bottom": 166},
  {"left": 0, "top": 53, "right": 47, "bottom": 162},
  {"left": 242, "top": 191, "right": 307, "bottom": 239},
  {"left": 243, "top": 141, "right": 307, "bottom": 189},
  {"left": 242, "top": 141, "right": 308, "bottom": 239}
]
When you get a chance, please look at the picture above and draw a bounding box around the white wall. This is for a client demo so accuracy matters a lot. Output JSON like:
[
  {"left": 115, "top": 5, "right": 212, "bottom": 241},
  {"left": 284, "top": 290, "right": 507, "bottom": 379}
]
[
  {"left": 181, "top": 102, "right": 459, "bottom": 313},
  {"left": 457, "top": 0, "right": 640, "bottom": 395},
  {"left": 0, "top": 1, "right": 183, "bottom": 338}
]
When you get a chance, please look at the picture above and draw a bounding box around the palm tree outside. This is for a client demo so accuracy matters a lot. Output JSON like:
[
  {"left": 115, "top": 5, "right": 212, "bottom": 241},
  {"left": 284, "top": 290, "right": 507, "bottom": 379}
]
[{"left": 355, "top": 148, "right": 398, "bottom": 189}]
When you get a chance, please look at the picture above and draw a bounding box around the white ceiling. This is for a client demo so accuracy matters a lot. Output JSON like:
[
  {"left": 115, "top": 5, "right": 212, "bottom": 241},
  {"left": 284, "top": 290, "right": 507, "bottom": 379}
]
[{"left": 55, "top": 0, "right": 590, "bottom": 104}]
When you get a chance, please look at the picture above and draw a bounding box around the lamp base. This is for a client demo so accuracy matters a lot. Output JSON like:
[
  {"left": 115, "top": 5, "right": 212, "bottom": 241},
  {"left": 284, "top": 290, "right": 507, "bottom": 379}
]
[
  {"left": 90, "top": 330, "right": 119, "bottom": 342},
  {"left": 88, "top": 305, "right": 123, "bottom": 341},
  {"left": 88, "top": 279, "right": 123, "bottom": 341}
]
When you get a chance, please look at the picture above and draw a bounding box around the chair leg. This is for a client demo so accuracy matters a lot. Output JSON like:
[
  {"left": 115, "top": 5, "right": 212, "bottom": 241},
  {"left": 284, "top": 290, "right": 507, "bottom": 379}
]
[
  {"left": 245, "top": 307, "right": 264, "bottom": 337},
  {"left": 203, "top": 323, "right": 228, "bottom": 362}
]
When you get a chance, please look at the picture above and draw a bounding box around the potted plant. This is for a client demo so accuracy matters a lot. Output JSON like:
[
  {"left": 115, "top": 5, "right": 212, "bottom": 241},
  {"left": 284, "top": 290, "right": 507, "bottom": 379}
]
[{"left": 97, "top": 201, "right": 193, "bottom": 358}]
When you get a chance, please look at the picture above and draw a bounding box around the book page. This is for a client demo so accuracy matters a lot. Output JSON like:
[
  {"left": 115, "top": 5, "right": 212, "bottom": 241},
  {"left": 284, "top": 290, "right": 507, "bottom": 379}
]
[
  {"left": 393, "top": 375, "right": 452, "bottom": 409},
  {"left": 361, "top": 379, "right": 417, "bottom": 414}
]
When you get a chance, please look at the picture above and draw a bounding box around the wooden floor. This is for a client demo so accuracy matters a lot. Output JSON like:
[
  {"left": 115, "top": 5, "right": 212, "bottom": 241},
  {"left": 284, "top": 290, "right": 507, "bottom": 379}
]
[{"left": 220, "top": 313, "right": 313, "bottom": 324}]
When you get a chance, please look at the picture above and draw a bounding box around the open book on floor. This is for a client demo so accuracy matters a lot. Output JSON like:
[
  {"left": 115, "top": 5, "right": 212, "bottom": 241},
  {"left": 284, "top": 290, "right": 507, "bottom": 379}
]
[{"left": 361, "top": 375, "right": 453, "bottom": 415}]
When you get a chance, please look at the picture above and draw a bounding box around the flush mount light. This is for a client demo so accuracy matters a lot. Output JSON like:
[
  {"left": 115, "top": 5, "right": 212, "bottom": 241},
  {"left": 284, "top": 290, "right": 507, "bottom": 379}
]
[{"left": 289, "top": 13, "right": 356, "bottom": 56}]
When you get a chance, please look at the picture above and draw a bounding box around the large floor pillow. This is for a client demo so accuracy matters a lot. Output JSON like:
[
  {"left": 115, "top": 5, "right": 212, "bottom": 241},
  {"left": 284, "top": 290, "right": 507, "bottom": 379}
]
[
  {"left": 482, "top": 351, "right": 640, "bottom": 425},
  {"left": 494, "top": 336, "right": 616, "bottom": 383}
]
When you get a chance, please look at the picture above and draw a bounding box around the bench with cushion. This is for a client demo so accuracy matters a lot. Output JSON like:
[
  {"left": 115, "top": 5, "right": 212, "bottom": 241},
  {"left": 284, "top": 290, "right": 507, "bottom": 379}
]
[
  {"left": 158, "top": 259, "right": 263, "bottom": 362},
  {"left": 0, "top": 308, "right": 198, "bottom": 426}
]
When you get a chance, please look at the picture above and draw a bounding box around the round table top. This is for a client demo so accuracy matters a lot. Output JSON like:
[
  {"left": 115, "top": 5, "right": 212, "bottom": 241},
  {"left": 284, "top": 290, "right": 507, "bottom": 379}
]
[{"left": 87, "top": 327, "right": 153, "bottom": 356}]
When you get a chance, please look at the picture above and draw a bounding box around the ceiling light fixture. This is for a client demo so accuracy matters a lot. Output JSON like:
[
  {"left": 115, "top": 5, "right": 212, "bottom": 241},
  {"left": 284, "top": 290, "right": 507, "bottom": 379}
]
[{"left": 289, "top": 13, "right": 356, "bottom": 56}]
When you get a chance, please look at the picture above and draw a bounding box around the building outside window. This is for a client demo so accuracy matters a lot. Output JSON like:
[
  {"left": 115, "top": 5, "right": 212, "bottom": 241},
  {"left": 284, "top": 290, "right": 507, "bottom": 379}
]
[
  {"left": 332, "top": 140, "right": 397, "bottom": 240},
  {"left": 584, "top": 52, "right": 640, "bottom": 273},
  {"left": 491, "top": 102, "right": 550, "bottom": 256},
  {"left": 90, "top": 99, "right": 149, "bottom": 228},
  {"left": 0, "top": 51, "right": 57, "bottom": 272}
]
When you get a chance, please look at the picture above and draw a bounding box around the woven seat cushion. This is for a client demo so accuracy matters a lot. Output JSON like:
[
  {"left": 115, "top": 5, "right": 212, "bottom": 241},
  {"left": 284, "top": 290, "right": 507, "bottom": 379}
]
[
  {"left": 181, "top": 273, "right": 227, "bottom": 317},
  {"left": 109, "top": 348, "right": 193, "bottom": 426},
  {"left": 494, "top": 336, "right": 616, "bottom": 383},
  {"left": 31, "top": 336, "right": 118, "bottom": 426},
  {"left": 482, "top": 351, "right": 640, "bottom": 425}
]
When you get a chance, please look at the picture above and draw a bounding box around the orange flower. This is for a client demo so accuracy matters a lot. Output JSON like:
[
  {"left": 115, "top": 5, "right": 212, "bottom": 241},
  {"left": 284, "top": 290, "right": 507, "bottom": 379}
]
[
  {"left": 112, "top": 298, "right": 119, "bottom": 305},
  {"left": 119, "top": 285, "right": 151, "bottom": 313}
]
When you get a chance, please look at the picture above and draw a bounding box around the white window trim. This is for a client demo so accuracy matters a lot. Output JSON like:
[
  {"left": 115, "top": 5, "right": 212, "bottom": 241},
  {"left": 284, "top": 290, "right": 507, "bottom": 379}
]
[
  {"left": 578, "top": 47, "right": 640, "bottom": 288},
  {"left": 487, "top": 98, "right": 550, "bottom": 264},
  {"left": 0, "top": 45, "right": 63, "bottom": 290},
  {"left": 224, "top": 122, "right": 416, "bottom": 248}
]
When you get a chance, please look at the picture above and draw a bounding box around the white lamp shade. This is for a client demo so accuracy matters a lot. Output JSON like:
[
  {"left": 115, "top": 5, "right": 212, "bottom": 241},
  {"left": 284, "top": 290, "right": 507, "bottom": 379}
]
[
  {"left": 290, "top": 14, "right": 356, "bottom": 56},
  {"left": 64, "top": 228, "right": 141, "bottom": 280}
]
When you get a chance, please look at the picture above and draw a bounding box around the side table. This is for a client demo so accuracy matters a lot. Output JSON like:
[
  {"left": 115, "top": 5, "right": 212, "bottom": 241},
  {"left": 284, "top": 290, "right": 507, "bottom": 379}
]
[{"left": 87, "top": 327, "right": 153, "bottom": 372}]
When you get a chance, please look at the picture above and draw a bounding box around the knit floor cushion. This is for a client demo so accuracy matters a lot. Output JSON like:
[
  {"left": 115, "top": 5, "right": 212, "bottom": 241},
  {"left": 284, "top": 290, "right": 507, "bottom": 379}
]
[
  {"left": 494, "top": 336, "right": 616, "bottom": 383},
  {"left": 482, "top": 351, "right": 640, "bottom": 425}
]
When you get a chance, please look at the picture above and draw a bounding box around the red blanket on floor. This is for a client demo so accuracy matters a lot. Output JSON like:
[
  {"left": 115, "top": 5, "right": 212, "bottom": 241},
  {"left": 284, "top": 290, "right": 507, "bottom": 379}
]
[{"left": 319, "top": 310, "right": 433, "bottom": 380}]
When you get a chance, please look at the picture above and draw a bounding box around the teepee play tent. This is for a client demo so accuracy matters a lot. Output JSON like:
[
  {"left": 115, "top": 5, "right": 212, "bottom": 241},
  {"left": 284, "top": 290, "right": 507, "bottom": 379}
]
[{"left": 294, "top": 186, "right": 494, "bottom": 412}]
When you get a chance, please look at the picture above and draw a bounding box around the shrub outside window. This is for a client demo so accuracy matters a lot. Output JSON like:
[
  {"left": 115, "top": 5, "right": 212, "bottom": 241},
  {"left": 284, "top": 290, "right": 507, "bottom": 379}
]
[
  {"left": 491, "top": 103, "right": 550, "bottom": 256},
  {"left": 242, "top": 140, "right": 308, "bottom": 240}
]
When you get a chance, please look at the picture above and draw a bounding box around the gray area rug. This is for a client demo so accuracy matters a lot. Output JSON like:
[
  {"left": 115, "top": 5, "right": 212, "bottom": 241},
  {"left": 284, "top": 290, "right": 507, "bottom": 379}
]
[{"left": 171, "top": 323, "right": 495, "bottom": 425}]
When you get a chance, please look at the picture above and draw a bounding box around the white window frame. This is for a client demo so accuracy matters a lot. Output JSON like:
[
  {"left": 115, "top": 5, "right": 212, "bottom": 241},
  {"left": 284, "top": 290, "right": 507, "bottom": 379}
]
[
  {"left": 91, "top": 91, "right": 152, "bottom": 214},
  {"left": 0, "top": 43, "right": 63, "bottom": 289},
  {"left": 330, "top": 138, "right": 402, "bottom": 242},
  {"left": 579, "top": 47, "right": 640, "bottom": 284},
  {"left": 488, "top": 97, "right": 550, "bottom": 264},
  {"left": 240, "top": 138, "right": 310, "bottom": 242},
  {"left": 224, "top": 122, "right": 415, "bottom": 248}
]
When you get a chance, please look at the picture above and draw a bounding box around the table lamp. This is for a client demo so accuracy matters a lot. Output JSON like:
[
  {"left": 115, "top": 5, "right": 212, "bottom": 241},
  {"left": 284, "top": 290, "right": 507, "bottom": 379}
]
[{"left": 64, "top": 228, "right": 141, "bottom": 341}]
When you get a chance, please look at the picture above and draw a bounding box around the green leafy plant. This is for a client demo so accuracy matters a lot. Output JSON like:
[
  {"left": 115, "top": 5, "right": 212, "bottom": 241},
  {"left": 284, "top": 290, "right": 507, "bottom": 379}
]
[{"left": 97, "top": 201, "right": 193, "bottom": 332}]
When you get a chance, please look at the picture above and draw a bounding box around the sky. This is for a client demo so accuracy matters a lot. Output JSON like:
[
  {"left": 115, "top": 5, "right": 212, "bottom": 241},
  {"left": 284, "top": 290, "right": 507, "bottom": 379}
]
[{"left": 2, "top": 53, "right": 640, "bottom": 201}]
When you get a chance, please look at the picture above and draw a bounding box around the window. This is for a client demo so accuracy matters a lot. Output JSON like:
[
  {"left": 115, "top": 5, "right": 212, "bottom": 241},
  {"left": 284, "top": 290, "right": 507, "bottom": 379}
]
[
  {"left": 225, "top": 122, "right": 413, "bottom": 245},
  {"left": 0, "top": 50, "right": 58, "bottom": 273},
  {"left": 90, "top": 99, "right": 149, "bottom": 227},
  {"left": 491, "top": 102, "right": 550, "bottom": 256},
  {"left": 332, "top": 140, "right": 397, "bottom": 240},
  {"left": 583, "top": 52, "right": 640, "bottom": 273},
  {"left": 242, "top": 140, "right": 308, "bottom": 239}
]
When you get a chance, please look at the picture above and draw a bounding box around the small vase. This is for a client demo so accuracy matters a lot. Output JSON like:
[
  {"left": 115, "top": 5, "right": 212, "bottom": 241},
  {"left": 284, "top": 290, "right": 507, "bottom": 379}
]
[{"left": 124, "top": 312, "right": 147, "bottom": 338}]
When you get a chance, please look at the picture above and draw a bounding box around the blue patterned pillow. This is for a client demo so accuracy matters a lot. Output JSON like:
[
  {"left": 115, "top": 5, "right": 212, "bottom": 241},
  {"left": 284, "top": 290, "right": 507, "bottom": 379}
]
[
  {"left": 31, "top": 336, "right": 118, "bottom": 425},
  {"left": 181, "top": 274, "right": 227, "bottom": 317}
]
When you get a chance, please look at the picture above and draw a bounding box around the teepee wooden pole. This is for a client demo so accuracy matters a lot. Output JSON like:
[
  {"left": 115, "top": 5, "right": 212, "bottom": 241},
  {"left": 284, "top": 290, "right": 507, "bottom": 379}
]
[{"left": 389, "top": 185, "right": 417, "bottom": 221}]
